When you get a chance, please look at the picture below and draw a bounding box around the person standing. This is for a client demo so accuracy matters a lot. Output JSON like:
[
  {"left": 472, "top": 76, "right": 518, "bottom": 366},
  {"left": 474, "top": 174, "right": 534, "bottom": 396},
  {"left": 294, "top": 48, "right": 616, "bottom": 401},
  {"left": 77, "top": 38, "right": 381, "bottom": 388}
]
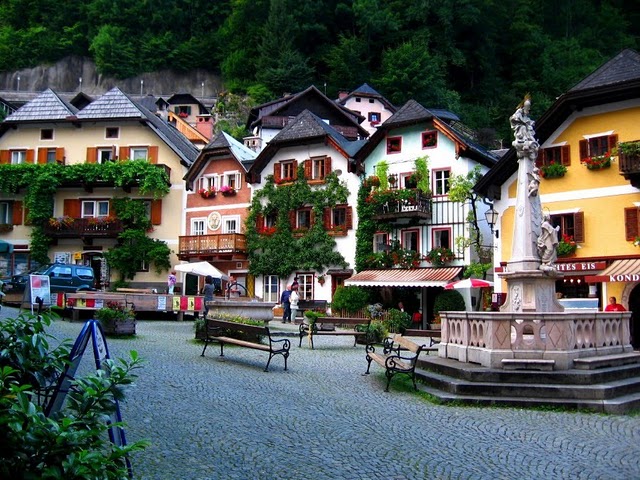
[
  {"left": 291, "top": 276, "right": 299, "bottom": 290},
  {"left": 203, "top": 275, "right": 215, "bottom": 318},
  {"left": 605, "top": 296, "right": 626, "bottom": 312},
  {"left": 280, "top": 285, "right": 292, "bottom": 323},
  {"left": 167, "top": 271, "right": 177, "bottom": 294},
  {"left": 289, "top": 285, "right": 300, "bottom": 324}
]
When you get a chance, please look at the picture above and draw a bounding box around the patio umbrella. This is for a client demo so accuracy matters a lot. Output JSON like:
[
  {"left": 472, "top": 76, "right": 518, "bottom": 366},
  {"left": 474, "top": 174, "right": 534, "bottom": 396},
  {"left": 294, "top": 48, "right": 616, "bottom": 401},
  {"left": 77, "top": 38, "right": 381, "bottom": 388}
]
[
  {"left": 174, "top": 261, "right": 229, "bottom": 280},
  {"left": 444, "top": 278, "right": 494, "bottom": 290}
]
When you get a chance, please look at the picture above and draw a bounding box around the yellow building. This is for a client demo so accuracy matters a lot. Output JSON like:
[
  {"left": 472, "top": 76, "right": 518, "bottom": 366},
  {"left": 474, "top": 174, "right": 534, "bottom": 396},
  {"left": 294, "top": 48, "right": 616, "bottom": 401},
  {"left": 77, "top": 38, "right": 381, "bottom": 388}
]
[
  {"left": 0, "top": 87, "right": 199, "bottom": 290},
  {"left": 476, "top": 49, "right": 640, "bottom": 346}
]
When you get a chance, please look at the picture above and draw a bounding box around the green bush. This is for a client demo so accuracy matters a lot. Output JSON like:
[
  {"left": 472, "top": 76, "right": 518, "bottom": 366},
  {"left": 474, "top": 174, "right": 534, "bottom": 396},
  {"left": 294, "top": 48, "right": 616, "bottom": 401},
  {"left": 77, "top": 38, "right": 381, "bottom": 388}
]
[
  {"left": 384, "top": 308, "right": 411, "bottom": 333},
  {"left": 0, "top": 312, "right": 147, "bottom": 479},
  {"left": 433, "top": 290, "right": 466, "bottom": 315},
  {"left": 331, "top": 286, "right": 370, "bottom": 314}
]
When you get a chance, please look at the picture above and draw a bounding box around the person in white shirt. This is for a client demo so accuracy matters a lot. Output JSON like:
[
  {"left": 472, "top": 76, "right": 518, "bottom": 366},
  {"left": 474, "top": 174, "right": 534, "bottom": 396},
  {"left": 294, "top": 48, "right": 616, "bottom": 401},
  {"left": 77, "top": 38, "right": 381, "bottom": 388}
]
[{"left": 289, "top": 285, "right": 300, "bottom": 323}]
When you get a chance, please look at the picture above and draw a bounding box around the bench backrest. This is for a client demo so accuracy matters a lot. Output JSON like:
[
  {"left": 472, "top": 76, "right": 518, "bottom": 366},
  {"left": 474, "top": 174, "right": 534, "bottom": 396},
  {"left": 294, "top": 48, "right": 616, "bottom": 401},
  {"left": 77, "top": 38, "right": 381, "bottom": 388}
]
[
  {"left": 298, "top": 300, "right": 328, "bottom": 310},
  {"left": 315, "top": 317, "right": 370, "bottom": 327},
  {"left": 206, "top": 318, "right": 268, "bottom": 336},
  {"left": 393, "top": 334, "right": 424, "bottom": 355}
]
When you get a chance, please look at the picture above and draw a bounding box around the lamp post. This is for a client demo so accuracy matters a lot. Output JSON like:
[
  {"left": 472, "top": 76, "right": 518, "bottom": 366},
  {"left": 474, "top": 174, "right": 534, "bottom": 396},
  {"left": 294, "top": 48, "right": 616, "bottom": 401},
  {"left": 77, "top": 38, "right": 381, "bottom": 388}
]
[
  {"left": 16, "top": 75, "right": 20, "bottom": 92},
  {"left": 79, "top": 77, "right": 83, "bottom": 91},
  {"left": 140, "top": 79, "right": 144, "bottom": 96}
]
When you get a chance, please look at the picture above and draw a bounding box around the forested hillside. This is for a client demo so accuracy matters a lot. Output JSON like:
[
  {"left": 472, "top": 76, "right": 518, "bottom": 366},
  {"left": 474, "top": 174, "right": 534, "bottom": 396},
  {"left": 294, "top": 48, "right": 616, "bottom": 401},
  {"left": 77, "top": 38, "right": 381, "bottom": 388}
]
[{"left": 0, "top": 0, "right": 638, "bottom": 139}]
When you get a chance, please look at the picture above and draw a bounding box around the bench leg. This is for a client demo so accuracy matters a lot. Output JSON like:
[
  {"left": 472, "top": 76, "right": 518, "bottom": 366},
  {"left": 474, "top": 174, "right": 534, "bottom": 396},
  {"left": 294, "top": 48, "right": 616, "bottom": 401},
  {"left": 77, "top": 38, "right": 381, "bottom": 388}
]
[
  {"left": 201, "top": 339, "right": 209, "bottom": 357},
  {"left": 219, "top": 342, "right": 225, "bottom": 357},
  {"left": 264, "top": 354, "right": 273, "bottom": 372},
  {"left": 384, "top": 370, "right": 394, "bottom": 392},
  {"left": 365, "top": 356, "right": 373, "bottom": 374},
  {"left": 411, "top": 372, "right": 417, "bottom": 391}
]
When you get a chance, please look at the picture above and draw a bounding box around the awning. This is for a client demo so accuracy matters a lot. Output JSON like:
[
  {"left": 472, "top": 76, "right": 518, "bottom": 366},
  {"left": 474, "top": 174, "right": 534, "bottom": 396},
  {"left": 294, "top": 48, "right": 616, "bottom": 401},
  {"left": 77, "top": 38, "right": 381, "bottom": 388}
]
[
  {"left": 0, "top": 240, "right": 13, "bottom": 254},
  {"left": 344, "top": 267, "right": 462, "bottom": 287},
  {"left": 585, "top": 259, "right": 640, "bottom": 283}
]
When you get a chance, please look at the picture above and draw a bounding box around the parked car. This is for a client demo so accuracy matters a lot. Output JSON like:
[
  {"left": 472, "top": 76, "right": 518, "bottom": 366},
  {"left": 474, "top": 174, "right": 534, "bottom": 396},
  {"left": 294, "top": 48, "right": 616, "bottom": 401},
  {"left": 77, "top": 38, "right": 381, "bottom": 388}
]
[{"left": 7, "top": 263, "right": 96, "bottom": 294}]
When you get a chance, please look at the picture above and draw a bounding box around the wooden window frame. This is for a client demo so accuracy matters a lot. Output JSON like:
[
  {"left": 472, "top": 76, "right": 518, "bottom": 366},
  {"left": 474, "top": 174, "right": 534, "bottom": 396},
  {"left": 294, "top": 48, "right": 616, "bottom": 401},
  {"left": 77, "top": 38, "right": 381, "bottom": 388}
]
[
  {"left": 432, "top": 227, "right": 452, "bottom": 250},
  {"left": 105, "top": 127, "right": 119, "bottom": 139},
  {"left": 551, "top": 212, "right": 584, "bottom": 243},
  {"left": 373, "top": 232, "right": 389, "bottom": 253},
  {"left": 422, "top": 130, "right": 438, "bottom": 149},
  {"left": 40, "top": 128, "right": 54, "bottom": 140},
  {"left": 386, "top": 136, "right": 402, "bottom": 154},
  {"left": 579, "top": 135, "right": 617, "bottom": 161},
  {"left": 401, "top": 229, "right": 420, "bottom": 252},
  {"left": 539, "top": 145, "right": 571, "bottom": 167},
  {"left": 433, "top": 168, "right": 451, "bottom": 197}
]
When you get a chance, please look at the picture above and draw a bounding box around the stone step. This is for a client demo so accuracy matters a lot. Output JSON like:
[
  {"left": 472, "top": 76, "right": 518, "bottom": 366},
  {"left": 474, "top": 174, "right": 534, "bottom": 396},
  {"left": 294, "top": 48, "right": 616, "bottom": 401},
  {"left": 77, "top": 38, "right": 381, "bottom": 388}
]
[
  {"left": 573, "top": 352, "right": 640, "bottom": 370},
  {"left": 502, "top": 358, "right": 555, "bottom": 371},
  {"left": 415, "top": 382, "right": 640, "bottom": 414},
  {"left": 415, "top": 366, "right": 640, "bottom": 401}
]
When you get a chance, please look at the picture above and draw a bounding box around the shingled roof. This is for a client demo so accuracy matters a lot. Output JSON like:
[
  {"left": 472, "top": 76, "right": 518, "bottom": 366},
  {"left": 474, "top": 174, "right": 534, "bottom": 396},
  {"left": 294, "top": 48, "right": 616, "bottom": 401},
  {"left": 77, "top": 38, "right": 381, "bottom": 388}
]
[
  {"left": 76, "top": 87, "right": 145, "bottom": 119},
  {"left": 4, "top": 88, "right": 77, "bottom": 121},
  {"left": 475, "top": 48, "right": 640, "bottom": 199}
]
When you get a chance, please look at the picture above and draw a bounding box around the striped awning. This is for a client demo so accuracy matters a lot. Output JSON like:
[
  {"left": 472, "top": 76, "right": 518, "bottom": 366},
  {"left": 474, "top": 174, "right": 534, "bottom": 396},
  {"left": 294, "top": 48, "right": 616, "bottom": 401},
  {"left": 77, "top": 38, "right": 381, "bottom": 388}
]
[
  {"left": 344, "top": 267, "right": 462, "bottom": 287},
  {"left": 585, "top": 259, "right": 640, "bottom": 283}
]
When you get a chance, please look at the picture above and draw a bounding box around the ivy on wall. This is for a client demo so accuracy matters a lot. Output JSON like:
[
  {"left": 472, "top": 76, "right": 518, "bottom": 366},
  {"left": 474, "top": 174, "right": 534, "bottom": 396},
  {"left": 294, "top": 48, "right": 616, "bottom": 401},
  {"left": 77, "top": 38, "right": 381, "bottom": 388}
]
[
  {"left": 245, "top": 166, "right": 349, "bottom": 277},
  {"left": 0, "top": 161, "right": 170, "bottom": 265},
  {"left": 355, "top": 182, "right": 391, "bottom": 272}
]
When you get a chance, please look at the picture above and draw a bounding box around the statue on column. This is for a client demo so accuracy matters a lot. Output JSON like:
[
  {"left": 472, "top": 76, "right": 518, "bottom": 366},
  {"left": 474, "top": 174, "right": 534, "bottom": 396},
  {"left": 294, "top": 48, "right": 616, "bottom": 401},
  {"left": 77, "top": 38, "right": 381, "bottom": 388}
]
[
  {"left": 537, "top": 212, "right": 559, "bottom": 271},
  {"left": 510, "top": 94, "right": 536, "bottom": 153}
]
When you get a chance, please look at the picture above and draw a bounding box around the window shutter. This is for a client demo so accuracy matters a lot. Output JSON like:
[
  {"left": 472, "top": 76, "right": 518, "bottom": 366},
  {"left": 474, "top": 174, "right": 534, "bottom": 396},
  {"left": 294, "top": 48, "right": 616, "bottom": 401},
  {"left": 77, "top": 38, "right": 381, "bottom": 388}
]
[
  {"left": 111, "top": 145, "right": 117, "bottom": 160},
  {"left": 536, "top": 149, "right": 545, "bottom": 167},
  {"left": 25, "top": 149, "right": 35, "bottom": 164},
  {"left": 56, "top": 148, "right": 64, "bottom": 164},
  {"left": 235, "top": 172, "right": 241, "bottom": 190},
  {"left": 292, "top": 160, "right": 298, "bottom": 179},
  {"left": 561, "top": 145, "right": 571, "bottom": 166},
  {"left": 24, "top": 207, "right": 31, "bottom": 226},
  {"left": 0, "top": 150, "right": 9, "bottom": 164},
  {"left": 579, "top": 140, "right": 588, "bottom": 161},
  {"left": 573, "top": 211, "right": 584, "bottom": 243},
  {"left": 325, "top": 156, "right": 332, "bottom": 175},
  {"left": 625, "top": 207, "right": 639, "bottom": 241},
  {"left": 255, "top": 214, "right": 264, "bottom": 230},
  {"left": 119, "top": 146, "right": 130, "bottom": 160},
  {"left": 608, "top": 134, "right": 618, "bottom": 154},
  {"left": 151, "top": 199, "right": 162, "bottom": 225},
  {"left": 310, "top": 209, "right": 316, "bottom": 227},
  {"left": 148, "top": 146, "right": 159, "bottom": 164},
  {"left": 63, "top": 199, "right": 81, "bottom": 218},
  {"left": 289, "top": 210, "right": 296, "bottom": 228},
  {"left": 304, "top": 160, "right": 312, "bottom": 179},
  {"left": 274, "top": 163, "right": 281, "bottom": 183},
  {"left": 86, "top": 147, "right": 97, "bottom": 164},
  {"left": 346, "top": 206, "right": 353, "bottom": 229},
  {"left": 323, "top": 208, "right": 331, "bottom": 228},
  {"left": 12, "top": 201, "right": 23, "bottom": 225},
  {"left": 37, "top": 148, "right": 48, "bottom": 164}
]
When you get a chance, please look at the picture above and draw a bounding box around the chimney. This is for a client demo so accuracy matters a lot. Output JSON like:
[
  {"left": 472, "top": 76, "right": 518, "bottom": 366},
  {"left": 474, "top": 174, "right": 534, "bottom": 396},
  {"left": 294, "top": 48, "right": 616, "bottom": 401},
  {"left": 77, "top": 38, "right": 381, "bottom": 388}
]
[{"left": 196, "top": 115, "right": 213, "bottom": 140}]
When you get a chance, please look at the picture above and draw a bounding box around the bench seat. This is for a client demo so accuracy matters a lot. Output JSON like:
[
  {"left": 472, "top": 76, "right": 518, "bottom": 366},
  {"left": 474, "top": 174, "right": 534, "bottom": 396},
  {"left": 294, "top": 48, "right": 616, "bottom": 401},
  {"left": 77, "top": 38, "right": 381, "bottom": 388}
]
[
  {"left": 365, "top": 334, "right": 426, "bottom": 392},
  {"left": 299, "top": 317, "right": 371, "bottom": 349}
]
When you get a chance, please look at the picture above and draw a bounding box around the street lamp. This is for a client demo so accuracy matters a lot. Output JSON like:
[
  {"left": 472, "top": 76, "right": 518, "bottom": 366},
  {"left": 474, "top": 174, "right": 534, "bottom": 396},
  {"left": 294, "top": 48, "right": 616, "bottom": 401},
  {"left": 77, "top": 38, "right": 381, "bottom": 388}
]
[
  {"left": 16, "top": 75, "right": 20, "bottom": 92},
  {"left": 484, "top": 205, "right": 499, "bottom": 239}
]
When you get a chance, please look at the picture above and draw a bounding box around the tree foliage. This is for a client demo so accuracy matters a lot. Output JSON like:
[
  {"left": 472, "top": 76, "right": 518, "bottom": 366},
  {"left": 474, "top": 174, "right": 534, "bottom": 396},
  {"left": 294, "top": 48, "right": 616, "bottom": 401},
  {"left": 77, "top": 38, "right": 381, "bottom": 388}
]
[{"left": 0, "top": 0, "right": 638, "bottom": 137}]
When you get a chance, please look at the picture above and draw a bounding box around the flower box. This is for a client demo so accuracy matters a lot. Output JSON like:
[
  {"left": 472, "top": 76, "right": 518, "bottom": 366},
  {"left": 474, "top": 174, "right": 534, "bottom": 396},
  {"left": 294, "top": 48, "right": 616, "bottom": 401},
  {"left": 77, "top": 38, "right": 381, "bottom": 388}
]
[
  {"left": 582, "top": 152, "right": 613, "bottom": 170},
  {"left": 540, "top": 162, "right": 567, "bottom": 179},
  {"left": 199, "top": 188, "right": 216, "bottom": 198},
  {"left": 219, "top": 186, "right": 236, "bottom": 196},
  {"left": 426, "top": 247, "right": 455, "bottom": 267}
]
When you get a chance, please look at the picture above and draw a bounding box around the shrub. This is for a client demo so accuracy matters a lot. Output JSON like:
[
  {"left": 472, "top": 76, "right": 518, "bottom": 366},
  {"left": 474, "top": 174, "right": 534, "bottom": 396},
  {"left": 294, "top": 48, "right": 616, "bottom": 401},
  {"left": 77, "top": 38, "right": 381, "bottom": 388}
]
[
  {"left": 331, "top": 286, "right": 370, "bottom": 314},
  {"left": 384, "top": 308, "right": 411, "bottom": 333},
  {"left": 0, "top": 312, "right": 147, "bottom": 479},
  {"left": 433, "top": 290, "right": 466, "bottom": 316}
]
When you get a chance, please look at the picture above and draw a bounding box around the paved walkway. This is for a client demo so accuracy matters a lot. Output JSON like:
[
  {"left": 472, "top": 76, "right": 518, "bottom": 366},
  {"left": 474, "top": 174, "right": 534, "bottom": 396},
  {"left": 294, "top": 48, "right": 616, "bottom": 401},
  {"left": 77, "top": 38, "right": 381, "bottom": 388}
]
[{"left": 3, "top": 306, "right": 640, "bottom": 479}]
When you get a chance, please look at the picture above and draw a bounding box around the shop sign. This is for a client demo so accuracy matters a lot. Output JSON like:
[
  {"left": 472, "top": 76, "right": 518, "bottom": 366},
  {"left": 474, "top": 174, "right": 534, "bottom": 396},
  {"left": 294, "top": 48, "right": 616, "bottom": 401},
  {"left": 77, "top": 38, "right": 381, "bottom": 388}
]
[{"left": 554, "top": 261, "right": 606, "bottom": 272}]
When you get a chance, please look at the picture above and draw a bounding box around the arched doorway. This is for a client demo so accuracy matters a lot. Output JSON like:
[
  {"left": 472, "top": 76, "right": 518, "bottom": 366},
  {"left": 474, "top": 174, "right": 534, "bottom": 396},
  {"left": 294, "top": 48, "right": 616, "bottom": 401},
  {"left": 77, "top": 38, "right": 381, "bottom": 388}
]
[{"left": 625, "top": 283, "right": 640, "bottom": 349}]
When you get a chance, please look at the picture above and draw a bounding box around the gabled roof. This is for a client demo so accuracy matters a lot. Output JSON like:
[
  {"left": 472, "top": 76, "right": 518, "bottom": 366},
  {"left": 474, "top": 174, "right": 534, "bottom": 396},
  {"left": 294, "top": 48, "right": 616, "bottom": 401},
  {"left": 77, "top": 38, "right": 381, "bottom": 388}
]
[
  {"left": 245, "top": 85, "right": 368, "bottom": 138},
  {"left": 475, "top": 49, "right": 640, "bottom": 199},
  {"left": 354, "top": 99, "right": 496, "bottom": 167},
  {"left": 166, "top": 93, "right": 209, "bottom": 115},
  {"left": 247, "top": 109, "right": 366, "bottom": 178},
  {"left": 184, "top": 131, "right": 257, "bottom": 187},
  {"left": 4, "top": 88, "right": 77, "bottom": 121},
  {"left": 336, "top": 83, "right": 396, "bottom": 113}
]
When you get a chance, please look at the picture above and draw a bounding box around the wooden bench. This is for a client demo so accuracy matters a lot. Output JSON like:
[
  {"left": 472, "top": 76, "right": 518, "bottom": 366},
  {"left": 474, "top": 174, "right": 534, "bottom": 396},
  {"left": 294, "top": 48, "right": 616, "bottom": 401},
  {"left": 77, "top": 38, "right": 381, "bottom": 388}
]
[
  {"left": 295, "top": 299, "right": 328, "bottom": 320},
  {"left": 299, "top": 317, "right": 371, "bottom": 349},
  {"left": 201, "top": 318, "right": 291, "bottom": 372},
  {"left": 364, "top": 334, "right": 426, "bottom": 392}
]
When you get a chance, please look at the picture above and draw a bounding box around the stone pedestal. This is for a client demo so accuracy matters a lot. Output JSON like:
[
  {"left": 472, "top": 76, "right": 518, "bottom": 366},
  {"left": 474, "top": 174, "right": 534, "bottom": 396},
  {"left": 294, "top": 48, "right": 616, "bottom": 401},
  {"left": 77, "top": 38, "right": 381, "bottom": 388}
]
[{"left": 499, "top": 270, "right": 564, "bottom": 313}]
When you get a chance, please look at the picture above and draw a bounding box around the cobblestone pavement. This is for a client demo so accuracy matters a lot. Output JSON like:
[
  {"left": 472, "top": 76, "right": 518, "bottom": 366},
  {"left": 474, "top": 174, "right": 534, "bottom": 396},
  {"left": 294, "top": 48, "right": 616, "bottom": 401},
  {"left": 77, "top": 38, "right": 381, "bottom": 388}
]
[{"left": 4, "top": 306, "right": 640, "bottom": 480}]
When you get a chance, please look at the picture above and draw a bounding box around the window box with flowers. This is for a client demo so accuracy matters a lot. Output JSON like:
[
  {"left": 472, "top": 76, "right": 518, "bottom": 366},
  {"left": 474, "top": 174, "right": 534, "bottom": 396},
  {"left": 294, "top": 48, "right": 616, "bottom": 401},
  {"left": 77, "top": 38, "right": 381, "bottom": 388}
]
[
  {"left": 48, "top": 215, "right": 75, "bottom": 230},
  {"left": 259, "top": 226, "right": 276, "bottom": 236},
  {"left": 219, "top": 185, "right": 236, "bottom": 196},
  {"left": 199, "top": 187, "right": 216, "bottom": 199},
  {"left": 540, "top": 162, "right": 567, "bottom": 179},
  {"left": 178, "top": 112, "right": 189, "bottom": 118},
  {"left": 425, "top": 247, "right": 455, "bottom": 267},
  {"left": 366, "top": 175, "right": 380, "bottom": 188},
  {"left": 557, "top": 234, "right": 577, "bottom": 257},
  {"left": 582, "top": 152, "right": 613, "bottom": 170}
]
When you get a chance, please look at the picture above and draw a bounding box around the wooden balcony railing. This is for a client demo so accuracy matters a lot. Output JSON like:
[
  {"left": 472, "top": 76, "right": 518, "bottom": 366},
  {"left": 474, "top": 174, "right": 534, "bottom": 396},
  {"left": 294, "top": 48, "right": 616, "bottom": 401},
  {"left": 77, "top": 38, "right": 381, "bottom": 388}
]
[
  {"left": 178, "top": 233, "right": 247, "bottom": 257},
  {"left": 42, "top": 218, "right": 124, "bottom": 238},
  {"left": 371, "top": 190, "right": 433, "bottom": 221},
  {"left": 618, "top": 150, "right": 640, "bottom": 188}
]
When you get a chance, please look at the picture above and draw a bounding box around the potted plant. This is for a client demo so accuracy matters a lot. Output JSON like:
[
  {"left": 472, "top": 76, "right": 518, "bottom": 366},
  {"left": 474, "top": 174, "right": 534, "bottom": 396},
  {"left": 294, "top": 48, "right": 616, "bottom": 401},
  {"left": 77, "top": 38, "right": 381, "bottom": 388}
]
[
  {"left": 557, "top": 234, "right": 577, "bottom": 257},
  {"left": 616, "top": 141, "right": 640, "bottom": 158},
  {"left": 388, "top": 174, "right": 398, "bottom": 187},
  {"left": 95, "top": 301, "right": 136, "bottom": 335},
  {"left": 425, "top": 247, "right": 455, "bottom": 267},
  {"left": 582, "top": 152, "right": 613, "bottom": 170},
  {"left": 198, "top": 187, "right": 216, "bottom": 198},
  {"left": 219, "top": 185, "right": 236, "bottom": 196},
  {"left": 317, "top": 274, "right": 326, "bottom": 286},
  {"left": 366, "top": 175, "right": 380, "bottom": 188},
  {"left": 540, "top": 162, "right": 567, "bottom": 179}
]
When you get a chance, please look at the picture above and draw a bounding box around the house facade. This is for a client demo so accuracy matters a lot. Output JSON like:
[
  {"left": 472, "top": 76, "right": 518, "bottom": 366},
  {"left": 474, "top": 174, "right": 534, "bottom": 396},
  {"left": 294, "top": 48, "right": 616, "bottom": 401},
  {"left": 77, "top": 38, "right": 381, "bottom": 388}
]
[
  {"left": 336, "top": 83, "right": 396, "bottom": 136},
  {"left": 181, "top": 131, "right": 256, "bottom": 295},
  {"left": 246, "top": 109, "right": 366, "bottom": 304},
  {"left": 347, "top": 99, "right": 497, "bottom": 322},
  {"left": 0, "top": 87, "right": 198, "bottom": 290},
  {"left": 475, "top": 49, "right": 640, "bottom": 345}
]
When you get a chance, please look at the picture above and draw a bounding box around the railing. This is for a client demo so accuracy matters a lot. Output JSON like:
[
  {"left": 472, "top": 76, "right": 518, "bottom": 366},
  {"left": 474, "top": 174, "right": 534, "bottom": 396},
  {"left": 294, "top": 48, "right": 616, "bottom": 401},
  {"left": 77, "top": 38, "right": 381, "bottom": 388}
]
[
  {"left": 371, "top": 190, "right": 432, "bottom": 219},
  {"left": 440, "top": 311, "right": 632, "bottom": 370},
  {"left": 178, "top": 233, "right": 247, "bottom": 256},
  {"left": 42, "top": 218, "right": 124, "bottom": 238},
  {"left": 618, "top": 151, "right": 640, "bottom": 174}
]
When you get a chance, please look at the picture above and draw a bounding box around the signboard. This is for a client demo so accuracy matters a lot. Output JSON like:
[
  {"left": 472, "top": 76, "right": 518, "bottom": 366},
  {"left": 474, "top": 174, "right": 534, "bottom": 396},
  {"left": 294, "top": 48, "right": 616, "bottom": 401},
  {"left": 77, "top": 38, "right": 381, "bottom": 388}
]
[
  {"left": 45, "top": 320, "right": 132, "bottom": 477},
  {"left": 28, "top": 274, "right": 51, "bottom": 306},
  {"left": 554, "top": 261, "right": 606, "bottom": 273}
]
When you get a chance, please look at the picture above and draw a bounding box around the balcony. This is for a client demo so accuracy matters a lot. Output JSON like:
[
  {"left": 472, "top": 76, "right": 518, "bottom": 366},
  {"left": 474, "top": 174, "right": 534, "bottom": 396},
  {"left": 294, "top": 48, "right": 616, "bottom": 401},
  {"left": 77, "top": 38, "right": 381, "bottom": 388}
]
[
  {"left": 368, "top": 189, "right": 433, "bottom": 221},
  {"left": 178, "top": 233, "right": 247, "bottom": 259},
  {"left": 43, "top": 217, "right": 124, "bottom": 244},
  {"left": 618, "top": 143, "right": 640, "bottom": 188}
]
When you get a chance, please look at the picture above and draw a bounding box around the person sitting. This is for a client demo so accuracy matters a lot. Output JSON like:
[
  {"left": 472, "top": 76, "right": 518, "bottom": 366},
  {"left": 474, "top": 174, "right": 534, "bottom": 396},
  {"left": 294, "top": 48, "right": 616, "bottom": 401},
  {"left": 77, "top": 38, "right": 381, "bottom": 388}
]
[{"left": 604, "top": 296, "right": 626, "bottom": 312}]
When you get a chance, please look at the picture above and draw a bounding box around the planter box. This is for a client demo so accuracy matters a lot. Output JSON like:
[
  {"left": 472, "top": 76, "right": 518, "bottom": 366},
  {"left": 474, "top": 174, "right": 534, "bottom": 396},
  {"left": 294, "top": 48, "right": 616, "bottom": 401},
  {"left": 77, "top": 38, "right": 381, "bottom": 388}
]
[{"left": 101, "top": 318, "right": 136, "bottom": 335}]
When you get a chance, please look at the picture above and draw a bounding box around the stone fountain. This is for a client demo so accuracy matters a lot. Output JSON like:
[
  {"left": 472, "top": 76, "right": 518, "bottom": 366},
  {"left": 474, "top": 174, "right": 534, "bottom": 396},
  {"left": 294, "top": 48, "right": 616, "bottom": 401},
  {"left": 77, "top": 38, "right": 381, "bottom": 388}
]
[{"left": 439, "top": 97, "right": 633, "bottom": 370}]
